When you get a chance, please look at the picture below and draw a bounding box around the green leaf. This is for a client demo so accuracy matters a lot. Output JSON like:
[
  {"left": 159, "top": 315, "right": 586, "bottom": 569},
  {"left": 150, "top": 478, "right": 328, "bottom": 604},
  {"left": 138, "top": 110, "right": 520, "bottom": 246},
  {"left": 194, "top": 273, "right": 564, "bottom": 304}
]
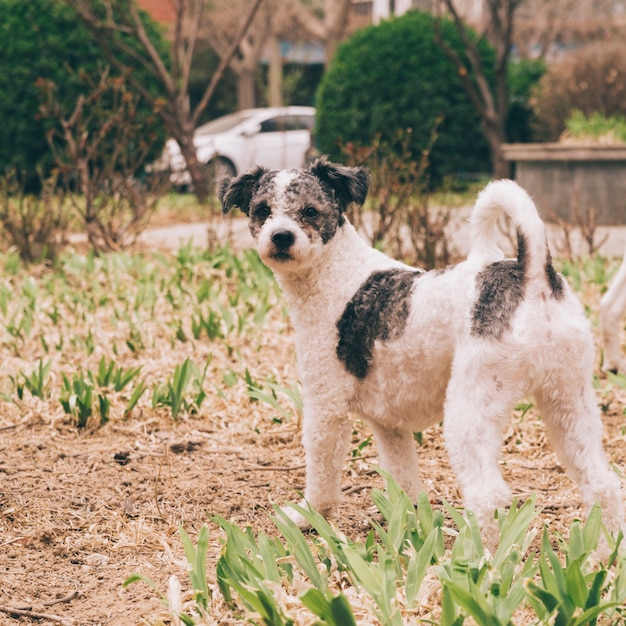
[
  {"left": 122, "top": 572, "right": 164, "bottom": 599},
  {"left": 444, "top": 580, "right": 496, "bottom": 626},
  {"left": 525, "top": 579, "right": 559, "bottom": 617},
  {"left": 406, "top": 527, "right": 440, "bottom": 607},
  {"left": 492, "top": 496, "right": 537, "bottom": 570},
  {"left": 571, "top": 601, "right": 622, "bottom": 626},
  {"left": 270, "top": 506, "right": 326, "bottom": 591},
  {"left": 582, "top": 504, "right": 603, "bottom": 554},
  {"left": 565, "top": 557, "right": 588, "bottom": 608},
  {"left": 568, "top": 520, "right": 585, "bottom": 563},
  {"left": 300, "top": 589, "right": 357, "bottom": 626}
]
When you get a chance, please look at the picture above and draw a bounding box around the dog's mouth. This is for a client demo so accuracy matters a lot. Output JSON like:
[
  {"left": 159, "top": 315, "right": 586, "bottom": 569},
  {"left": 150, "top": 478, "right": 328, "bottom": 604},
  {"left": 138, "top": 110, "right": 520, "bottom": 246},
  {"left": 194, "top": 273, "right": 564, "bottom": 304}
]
[{"left": 270, "top": 248, "right": 294, "bottom": 262}]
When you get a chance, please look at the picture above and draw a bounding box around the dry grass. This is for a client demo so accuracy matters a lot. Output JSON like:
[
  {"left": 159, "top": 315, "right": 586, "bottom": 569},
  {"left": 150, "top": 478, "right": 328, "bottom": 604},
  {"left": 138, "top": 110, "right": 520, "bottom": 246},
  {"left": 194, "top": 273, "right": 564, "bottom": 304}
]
[{"left": 0, "top": 226, "right": 625, "bottom": 625}]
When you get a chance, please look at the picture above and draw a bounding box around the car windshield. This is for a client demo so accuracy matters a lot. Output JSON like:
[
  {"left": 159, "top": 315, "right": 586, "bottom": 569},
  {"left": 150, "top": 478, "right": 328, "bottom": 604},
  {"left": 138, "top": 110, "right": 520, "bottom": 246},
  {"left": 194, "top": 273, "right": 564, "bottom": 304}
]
[{"left": 195, "top": 111, "right": 259, "bottom": 135}]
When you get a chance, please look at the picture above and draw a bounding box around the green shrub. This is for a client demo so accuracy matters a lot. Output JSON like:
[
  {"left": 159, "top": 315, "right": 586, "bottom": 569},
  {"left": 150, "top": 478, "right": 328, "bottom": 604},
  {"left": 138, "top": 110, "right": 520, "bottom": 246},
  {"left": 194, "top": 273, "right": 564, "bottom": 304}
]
[
  {"left": 314, "top": 10, "right": 494, "bottom": 183},
  {"left": 0, "top": 0, "right": 168, "bottom": 188},
  {"left": 565, "top": 110, "right": 626, "bottom": 143}
]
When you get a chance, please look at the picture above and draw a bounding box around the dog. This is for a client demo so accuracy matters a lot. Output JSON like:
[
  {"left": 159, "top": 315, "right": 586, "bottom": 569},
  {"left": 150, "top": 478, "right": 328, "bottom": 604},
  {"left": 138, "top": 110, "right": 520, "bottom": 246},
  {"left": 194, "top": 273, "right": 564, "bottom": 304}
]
[
  {"left": 220, "top": 157, "right": 625, "bottom": 534},
  {"left": 601, "top": 248, "right": 626, "bottom": 374}
]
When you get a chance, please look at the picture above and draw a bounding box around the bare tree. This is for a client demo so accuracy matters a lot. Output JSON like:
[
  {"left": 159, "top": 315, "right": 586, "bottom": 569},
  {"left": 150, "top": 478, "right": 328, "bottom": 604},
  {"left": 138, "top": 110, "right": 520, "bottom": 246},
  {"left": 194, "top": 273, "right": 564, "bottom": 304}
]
[
  {"left": 515, "top": 0, "right": 626, "bottom": 60},
  {"left": 204, "top": 0, "right": 349, "bottom": 111},
  {"left": 264, "top": 0, "right": 349, "bottom": 106},
  {"left": 435, "top": 0, "right": 523, "bottom": 179},
  {"left": 288, "top": 0, "right": 352, "bottom": 66},
  {"left": 514, "top": 0, "right": 580, "bottom": 59},
  {"left": 203, "top": 0, "right": 272, "bottom": 110},
  {"left": 65, "top": 0, "right": 264, "bottom": 203}
]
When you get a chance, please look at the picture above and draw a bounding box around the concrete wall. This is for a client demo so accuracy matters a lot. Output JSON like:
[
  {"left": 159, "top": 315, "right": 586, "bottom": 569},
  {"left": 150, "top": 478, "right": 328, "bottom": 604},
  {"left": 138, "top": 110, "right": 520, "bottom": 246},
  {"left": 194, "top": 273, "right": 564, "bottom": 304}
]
[{"left": 503, "top": 143, "right": 626, "bottom": 225}]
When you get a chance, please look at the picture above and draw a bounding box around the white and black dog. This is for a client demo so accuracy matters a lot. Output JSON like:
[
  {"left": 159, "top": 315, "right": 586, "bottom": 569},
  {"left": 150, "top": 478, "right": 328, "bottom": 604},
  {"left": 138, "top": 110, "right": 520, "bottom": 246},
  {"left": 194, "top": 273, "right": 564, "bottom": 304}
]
[{"left": 220, "top": 157, "right": 624, "bottom": 534}]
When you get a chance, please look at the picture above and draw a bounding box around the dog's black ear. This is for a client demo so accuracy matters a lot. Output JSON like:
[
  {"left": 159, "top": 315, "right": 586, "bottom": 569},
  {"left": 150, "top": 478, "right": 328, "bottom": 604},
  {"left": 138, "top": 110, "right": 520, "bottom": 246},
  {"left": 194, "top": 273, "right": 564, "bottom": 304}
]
[
  {"left": 308, "top": 157, "right": 370, "bottom": 211},
  {"left": 219, "top": 165, "right": 268, "bottom": 216}
]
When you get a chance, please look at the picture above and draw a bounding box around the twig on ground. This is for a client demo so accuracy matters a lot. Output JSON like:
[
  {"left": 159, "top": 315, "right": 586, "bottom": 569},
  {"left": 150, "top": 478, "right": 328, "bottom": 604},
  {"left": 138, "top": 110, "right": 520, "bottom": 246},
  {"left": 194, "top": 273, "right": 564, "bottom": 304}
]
[
  {"left": 245, "top": 463, "right": 306, "bottom": 472},
  {"left": 15, "top": 590, "right": 79, "bottom": 611},
  {"left": 0, "top": 590, "right": 78, "bottom": 624},
  {"left": 341, "top": 485, "right": 368, "bottom": 496}
]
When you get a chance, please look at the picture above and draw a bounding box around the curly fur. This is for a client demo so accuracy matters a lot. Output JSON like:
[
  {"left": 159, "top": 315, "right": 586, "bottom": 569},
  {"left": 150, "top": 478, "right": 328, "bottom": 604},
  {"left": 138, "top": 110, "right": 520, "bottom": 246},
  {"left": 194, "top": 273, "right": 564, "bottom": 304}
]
[{"left": 220, "top": 158, "right": 625, "bottom": 536}]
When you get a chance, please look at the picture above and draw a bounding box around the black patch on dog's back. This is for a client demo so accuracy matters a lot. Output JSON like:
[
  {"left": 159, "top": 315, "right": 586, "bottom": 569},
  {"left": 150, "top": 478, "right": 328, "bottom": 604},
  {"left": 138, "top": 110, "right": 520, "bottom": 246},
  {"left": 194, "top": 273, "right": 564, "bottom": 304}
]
[
  {"left": 471, "top": 231, "right": 528, "bottom": 339},
  {"left": 471, "top": 231, "right": 566, "bottom": 339},
  {"left": 337, "top": 268, "right": 421, "bottom": 379},
  {"left": 471, "top": 261, "right": 526, "bottom": 339}
]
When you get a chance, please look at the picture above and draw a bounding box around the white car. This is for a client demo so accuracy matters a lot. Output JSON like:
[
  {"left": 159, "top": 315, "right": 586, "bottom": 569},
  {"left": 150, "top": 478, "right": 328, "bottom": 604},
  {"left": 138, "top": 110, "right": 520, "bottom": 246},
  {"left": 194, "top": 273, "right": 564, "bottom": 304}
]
[{"left": 158, "top": 106, "right": 315, "bottom": 188}]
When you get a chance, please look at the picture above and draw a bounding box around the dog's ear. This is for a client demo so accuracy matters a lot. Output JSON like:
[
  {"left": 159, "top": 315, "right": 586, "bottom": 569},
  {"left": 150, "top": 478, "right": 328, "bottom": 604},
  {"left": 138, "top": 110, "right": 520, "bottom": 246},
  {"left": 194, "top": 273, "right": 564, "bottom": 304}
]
[
  {"left": 219, "top": 165, "right": 268, "bottom": 216},
  {"left": 308, "top": 157, "right": 370, "bottom": 211}
]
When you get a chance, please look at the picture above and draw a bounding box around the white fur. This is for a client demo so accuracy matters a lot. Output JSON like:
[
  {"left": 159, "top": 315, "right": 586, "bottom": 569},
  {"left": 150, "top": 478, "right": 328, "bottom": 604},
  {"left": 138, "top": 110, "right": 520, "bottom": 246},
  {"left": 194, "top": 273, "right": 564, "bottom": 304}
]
[
  {"left": 223, "top": 169, "right": 625, "bottom": 537},
  {"left": 600, "top": 247, "right": 626, "bottom": 373}
]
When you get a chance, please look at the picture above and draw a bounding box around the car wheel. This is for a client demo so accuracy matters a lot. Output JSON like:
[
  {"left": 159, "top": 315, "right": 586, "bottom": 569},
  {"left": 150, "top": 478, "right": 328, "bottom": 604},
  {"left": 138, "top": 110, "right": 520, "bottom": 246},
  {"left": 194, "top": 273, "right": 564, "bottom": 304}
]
[{"left": 206, "top": 157, "right": 236, "bottom": 192}]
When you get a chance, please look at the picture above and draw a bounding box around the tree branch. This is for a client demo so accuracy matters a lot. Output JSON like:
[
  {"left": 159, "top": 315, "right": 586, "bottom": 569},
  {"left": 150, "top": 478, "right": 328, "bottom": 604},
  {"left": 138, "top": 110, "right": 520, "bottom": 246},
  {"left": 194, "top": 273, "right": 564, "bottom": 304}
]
[{"left": 192, "top": 0, "right": 264, "bottom": 127}]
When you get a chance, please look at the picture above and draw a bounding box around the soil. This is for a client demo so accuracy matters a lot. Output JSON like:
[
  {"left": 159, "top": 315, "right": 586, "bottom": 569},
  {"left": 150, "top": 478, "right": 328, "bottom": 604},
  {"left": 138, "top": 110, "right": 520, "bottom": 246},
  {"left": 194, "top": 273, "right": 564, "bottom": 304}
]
[{"left": 1, "top": 232, "right": 626, "bottom": 626}]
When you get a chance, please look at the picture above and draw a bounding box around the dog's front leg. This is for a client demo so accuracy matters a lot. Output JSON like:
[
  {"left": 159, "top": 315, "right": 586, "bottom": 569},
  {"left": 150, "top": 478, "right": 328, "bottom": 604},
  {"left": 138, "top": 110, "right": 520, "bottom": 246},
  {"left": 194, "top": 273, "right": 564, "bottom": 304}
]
[{"left": 283, "top": 403, "right": 352, "bottom": 529}]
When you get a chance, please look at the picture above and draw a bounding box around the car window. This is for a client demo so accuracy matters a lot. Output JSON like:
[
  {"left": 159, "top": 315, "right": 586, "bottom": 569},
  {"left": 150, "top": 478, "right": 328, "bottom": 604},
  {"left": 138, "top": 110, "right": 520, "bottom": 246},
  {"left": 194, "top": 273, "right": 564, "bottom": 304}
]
[
  {"left": 259, "top": 117, "right": 284, "bottom": 133},
  {"left": 283, "top": 115, "right": 314, "bottom": 130},
  {"left": 259, "top": 114, "right": 315, "bottom": 133},
  {"left": 283, "top": 114, "right": 315, "bottom": 131}
]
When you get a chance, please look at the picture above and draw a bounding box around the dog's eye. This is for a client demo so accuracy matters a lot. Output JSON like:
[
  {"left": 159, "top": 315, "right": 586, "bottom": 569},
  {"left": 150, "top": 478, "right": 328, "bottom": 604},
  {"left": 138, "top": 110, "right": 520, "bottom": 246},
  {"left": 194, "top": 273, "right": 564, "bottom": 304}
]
[
  {"left": 303, "top": 206, "right": 319, "bottom": 219},
  {"left": 254, "top": 203, "right": 271, "bottom": 219}
]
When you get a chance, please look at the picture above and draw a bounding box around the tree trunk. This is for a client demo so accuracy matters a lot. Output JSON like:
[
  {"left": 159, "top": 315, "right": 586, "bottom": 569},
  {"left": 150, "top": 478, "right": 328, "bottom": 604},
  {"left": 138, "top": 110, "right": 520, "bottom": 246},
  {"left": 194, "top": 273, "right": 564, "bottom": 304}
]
[
  {"left": 484, "top": 125, "right": 511, "bottom": 179},
  {"left": 237, "top": 67, "right": 257, "bottom": 109},
  {"left": 176, "top": 132, "right": 210, "bottom": 203},
  {"left": 324, "top": 0, "right": 351, "bottom": 65},
  {"left": 268, "top": 33, "right": 282, "bottom": 107}
]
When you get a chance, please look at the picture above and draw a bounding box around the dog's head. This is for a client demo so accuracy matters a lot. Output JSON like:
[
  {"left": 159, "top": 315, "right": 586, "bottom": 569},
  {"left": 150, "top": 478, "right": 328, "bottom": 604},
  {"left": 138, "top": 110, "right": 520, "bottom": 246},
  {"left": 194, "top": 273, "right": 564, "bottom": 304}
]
[{"left": 220, "top": 157, "right": 369, "bottom": 271}]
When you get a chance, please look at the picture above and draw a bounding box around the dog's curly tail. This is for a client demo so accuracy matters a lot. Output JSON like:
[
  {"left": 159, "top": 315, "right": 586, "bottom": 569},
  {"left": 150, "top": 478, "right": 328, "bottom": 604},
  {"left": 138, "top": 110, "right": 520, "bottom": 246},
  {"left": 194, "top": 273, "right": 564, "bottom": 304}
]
[{"left": 467, "top": 179, "right": 548, "bottom": 280}]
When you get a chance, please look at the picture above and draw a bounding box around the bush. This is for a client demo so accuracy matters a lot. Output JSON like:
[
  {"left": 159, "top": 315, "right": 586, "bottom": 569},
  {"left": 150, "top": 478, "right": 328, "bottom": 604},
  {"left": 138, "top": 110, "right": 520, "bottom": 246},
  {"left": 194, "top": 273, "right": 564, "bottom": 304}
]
[
  {"left": 38, "top": 69, "right": 169, "bottom": 254},
  {"left": 0, "top": 0, "right": 168, "bottom": 188},
  {"left": 565, "top": 110, "right": 626, "bottom": 143},
  {"left": 314, "top": 10, "right": 494, "bottom": 183},
  {"left": 531, "top": 41, "right": 626, "bottom": 141},
  {"left": 0, "top": 170, "right": 71, "bottom": 264}
]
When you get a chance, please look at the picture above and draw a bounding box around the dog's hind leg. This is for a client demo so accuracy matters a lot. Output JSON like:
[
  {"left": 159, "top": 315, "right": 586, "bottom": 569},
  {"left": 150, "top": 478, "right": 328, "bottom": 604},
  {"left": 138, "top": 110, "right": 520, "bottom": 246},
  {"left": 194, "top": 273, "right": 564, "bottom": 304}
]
[
  {"left": 368, "top": 422, "right": 422, "bottom": 502},
  {"left": 534, "top": 380, "right": 625, "bottom": 535},
  {"left": 443, "top": 353, "right": 518, "bottom": 530}
]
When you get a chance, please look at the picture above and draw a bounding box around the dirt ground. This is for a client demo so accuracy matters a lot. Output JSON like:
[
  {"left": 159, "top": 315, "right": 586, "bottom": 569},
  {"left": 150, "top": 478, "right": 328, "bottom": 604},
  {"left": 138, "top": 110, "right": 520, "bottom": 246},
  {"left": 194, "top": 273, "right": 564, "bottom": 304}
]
[{"left": 1, "top": 233, "right": 626, "bottom": 625}]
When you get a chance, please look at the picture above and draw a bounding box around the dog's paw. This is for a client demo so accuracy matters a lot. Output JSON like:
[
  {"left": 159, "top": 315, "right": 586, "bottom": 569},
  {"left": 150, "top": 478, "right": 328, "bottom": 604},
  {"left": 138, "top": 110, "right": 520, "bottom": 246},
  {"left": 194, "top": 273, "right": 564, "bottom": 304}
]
[
  {"left": 280, "top": 499, "right": 338, "bottom": 530},
  {"left": 466, "top": 485, "right": 512, "bottom": 521},
  {"left": 280, "top": 501, "right": 313, "bottom": 530}
]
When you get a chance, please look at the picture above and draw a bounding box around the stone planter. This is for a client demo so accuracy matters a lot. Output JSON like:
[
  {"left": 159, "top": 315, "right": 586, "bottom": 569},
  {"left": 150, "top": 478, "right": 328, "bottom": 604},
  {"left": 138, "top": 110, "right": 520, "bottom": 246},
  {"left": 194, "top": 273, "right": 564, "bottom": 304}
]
[{"left": 502, "top": 143, "right": 626, "bottom": 225}]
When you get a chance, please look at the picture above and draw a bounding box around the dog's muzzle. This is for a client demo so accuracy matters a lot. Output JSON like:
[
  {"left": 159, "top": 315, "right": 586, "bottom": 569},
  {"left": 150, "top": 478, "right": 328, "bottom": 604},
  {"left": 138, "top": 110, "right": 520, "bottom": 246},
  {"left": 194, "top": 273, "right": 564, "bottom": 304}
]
[{"left": 270, "top": 229, "right": 295, "bottom": 261}]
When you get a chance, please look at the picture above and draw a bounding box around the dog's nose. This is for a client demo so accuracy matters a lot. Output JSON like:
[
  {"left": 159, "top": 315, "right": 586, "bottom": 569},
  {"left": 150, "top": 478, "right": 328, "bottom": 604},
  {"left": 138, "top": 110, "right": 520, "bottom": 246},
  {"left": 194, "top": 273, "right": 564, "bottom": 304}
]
[{"left": 272, "top": 230, "right": 295, "bottom": 248}]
